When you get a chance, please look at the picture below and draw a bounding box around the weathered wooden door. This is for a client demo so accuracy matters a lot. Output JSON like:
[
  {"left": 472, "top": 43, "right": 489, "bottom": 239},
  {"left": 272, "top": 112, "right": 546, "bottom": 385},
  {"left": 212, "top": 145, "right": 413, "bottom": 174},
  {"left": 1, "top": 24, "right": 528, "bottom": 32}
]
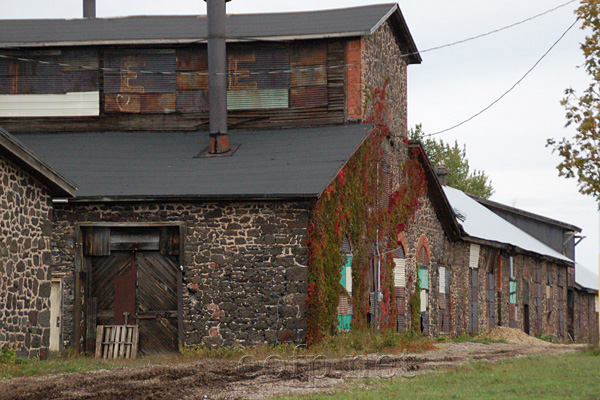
[
  {"left": 487, "top": 272, "right": 496, "bottom": 330},
  {"left": 89, "top": 250, "right": 179, "bottom": 354},
  {"left": 136, "top": 252, "right": 179, "bottom": 354},
  {"left": 468, "top": 269, "right": 478, "bottom": 334},
  {"left": 523, "top": 281, "right": 530, "bottom": 334}
]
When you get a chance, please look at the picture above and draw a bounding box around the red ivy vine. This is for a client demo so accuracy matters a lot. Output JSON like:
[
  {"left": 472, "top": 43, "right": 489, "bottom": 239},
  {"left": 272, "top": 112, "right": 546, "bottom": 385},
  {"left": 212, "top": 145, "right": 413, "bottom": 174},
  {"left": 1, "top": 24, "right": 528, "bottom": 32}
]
[{"left": 306, "top": 80, "right": 427, "bottom": 345}]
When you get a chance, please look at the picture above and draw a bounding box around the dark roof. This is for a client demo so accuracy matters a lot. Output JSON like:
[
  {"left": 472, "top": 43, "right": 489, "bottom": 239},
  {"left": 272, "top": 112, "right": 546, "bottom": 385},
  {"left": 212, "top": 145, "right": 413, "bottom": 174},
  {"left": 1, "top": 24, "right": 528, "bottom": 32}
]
[
  {"left": 0, "top": 4, "right": 421, "bottom": 64},
  {"left": 14, "top": 124, "right": 372, "bottom": 201},
  {"left": 408, "top": 141, "right": 463, "bottom": 241},
  {"left": 471, "top": 195, "right": 581, "bottom": 233},
  {"left": 0, "top": 126, "right": 76, "bottom": 197}
]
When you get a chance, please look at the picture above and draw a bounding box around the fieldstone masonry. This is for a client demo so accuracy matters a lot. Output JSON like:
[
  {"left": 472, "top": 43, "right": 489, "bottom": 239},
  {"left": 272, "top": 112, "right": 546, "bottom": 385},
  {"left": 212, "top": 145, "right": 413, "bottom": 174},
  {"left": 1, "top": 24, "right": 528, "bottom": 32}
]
[
  {"left": 52, "top": 201, "right": 310, "bottom": 349},
  {"left": 364, "top": 21, "right": 409, "bottom": 138},
  {"left": 0, "top": 156, "right": 54, "bottom": 358},
  {"left": 401, "top": 192, "right": 585, "bottom": 342}
]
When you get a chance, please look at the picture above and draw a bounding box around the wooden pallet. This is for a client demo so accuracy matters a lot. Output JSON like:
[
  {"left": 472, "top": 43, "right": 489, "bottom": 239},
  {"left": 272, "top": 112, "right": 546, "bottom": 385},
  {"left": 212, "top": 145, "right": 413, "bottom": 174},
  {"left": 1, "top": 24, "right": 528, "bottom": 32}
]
[{"left": 95, "top": 325, "right": 139, "bottom": 359}]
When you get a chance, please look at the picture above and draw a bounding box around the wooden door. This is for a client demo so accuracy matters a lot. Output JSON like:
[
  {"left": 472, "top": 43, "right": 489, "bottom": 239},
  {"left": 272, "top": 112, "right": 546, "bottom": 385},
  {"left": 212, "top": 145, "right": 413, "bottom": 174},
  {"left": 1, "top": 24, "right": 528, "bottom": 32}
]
[
  {"left": 91, "top": 252, "right": 135, "bottom": 327},
  {"left": 468, "top": 269, "right": 478, "bottom": 334},
  {"left": 487, "top": 272, "right": 496, "bottom": 330},
  {"left": 136, "top": 252, "right": 179, "bottom": 354},
  {"left": 90, "top": 250, "right": 179, "bottom": 354}
]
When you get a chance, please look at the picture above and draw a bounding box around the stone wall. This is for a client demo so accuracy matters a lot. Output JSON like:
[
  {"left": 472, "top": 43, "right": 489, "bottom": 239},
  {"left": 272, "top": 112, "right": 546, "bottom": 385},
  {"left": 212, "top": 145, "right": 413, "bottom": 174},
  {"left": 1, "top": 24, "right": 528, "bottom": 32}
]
[
  {"left": 0, "top": 156, "right": 54, "bottom": 358},
  {"left": 52, "top": 201, "right": 311, "bottom": 349},
  {"left": 363, "top": 21, "right": 409, "bottom": 138},
  {"left": 573, "top": 290, "right": 599, "bottom": 344},
  {"left": 400, "top": 186, "right": 575, "bottom": 341}
]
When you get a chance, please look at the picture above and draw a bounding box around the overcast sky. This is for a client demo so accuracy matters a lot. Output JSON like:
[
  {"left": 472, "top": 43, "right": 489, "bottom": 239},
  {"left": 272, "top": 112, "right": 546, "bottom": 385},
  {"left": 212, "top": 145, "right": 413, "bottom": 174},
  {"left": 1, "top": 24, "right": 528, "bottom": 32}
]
[{"left": 1, "top": 0, "right": 598, "bottom": 288}]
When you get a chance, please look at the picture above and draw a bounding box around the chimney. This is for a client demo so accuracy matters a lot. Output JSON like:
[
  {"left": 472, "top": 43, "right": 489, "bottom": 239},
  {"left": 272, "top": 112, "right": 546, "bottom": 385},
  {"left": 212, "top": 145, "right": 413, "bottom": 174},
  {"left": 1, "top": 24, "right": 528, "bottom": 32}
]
[
  {"left": 205, "top": 0, "right": 230, "bottom": 154},
  {"left": 83, "top": 0, "right": 96, "bottom": 18},
  {"left": 435, "top": 166, "right": 450, "bottom": 186}
]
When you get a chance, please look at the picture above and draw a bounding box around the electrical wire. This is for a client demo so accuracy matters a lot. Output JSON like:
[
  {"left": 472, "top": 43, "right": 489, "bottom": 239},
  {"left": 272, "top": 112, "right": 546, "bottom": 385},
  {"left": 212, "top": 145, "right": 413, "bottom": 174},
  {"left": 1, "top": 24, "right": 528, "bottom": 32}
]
[
  {"left": 424, "top": 18, "right": 579, "bottom": 138},
  {"left": 0, "top": 0, "right": 579, "bottom": 78}
]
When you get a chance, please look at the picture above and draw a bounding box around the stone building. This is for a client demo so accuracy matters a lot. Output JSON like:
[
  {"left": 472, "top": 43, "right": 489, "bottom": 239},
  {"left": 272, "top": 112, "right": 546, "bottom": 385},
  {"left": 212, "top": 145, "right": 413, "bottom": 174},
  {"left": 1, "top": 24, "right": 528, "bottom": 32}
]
[
  {"left": 394, "top": 143, "right": 598, "bottom": 342},
  {"left": 0, "top": 1, "right": 596, "bottom": 357},
  {"left": 0, "top": 127, "right": 76, "bottom": 358},
  {"left": 0, "top": 3, "right": 423, "bottom": 353}
]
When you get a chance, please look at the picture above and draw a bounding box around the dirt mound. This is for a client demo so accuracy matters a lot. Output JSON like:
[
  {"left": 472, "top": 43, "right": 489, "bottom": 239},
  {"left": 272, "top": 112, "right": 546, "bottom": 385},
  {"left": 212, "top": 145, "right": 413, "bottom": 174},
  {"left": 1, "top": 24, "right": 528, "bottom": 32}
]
[{"left": 477, "top": 327, "right": 553, "bottom": 346}]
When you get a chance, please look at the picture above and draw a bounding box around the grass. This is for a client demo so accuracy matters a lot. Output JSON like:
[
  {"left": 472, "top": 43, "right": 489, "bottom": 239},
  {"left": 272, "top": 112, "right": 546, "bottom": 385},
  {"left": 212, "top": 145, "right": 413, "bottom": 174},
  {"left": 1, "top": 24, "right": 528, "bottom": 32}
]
[{"left": 274, "top": 348, "right": 600, "bottom": 400}]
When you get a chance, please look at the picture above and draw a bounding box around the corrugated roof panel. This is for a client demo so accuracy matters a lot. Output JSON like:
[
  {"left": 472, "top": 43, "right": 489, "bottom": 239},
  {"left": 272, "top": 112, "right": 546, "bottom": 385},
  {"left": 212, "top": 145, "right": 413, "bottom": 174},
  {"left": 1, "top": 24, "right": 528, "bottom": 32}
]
[{"left": 443, "top": 186, "right": 572, "bottom": 263}]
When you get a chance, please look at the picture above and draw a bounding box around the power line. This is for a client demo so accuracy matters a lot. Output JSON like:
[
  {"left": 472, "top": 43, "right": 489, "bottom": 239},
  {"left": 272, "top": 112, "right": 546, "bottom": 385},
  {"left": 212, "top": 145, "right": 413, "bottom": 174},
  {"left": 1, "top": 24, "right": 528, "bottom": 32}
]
[
  {"left": 424, "top": 18, "right": 579, "bottom": 138},
  {"left": 0, "top": 0, "right": 579, "bottom": 78},
  {"left": 419, "top": 0, "right": 577, "bottom": 55}
]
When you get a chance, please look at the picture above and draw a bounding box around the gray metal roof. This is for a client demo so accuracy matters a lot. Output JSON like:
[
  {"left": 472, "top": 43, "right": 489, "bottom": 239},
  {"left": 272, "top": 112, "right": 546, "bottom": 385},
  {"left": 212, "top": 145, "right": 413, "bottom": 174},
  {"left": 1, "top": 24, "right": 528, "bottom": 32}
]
[
  {"left": 14, "top": 124, "right": 372, "bottom": 200},
  {"left": 0, "top": 4, "right": 420, "bottom": 63},
  {"left": 0, "top": 126, "right": 76, "bottom": 197}
]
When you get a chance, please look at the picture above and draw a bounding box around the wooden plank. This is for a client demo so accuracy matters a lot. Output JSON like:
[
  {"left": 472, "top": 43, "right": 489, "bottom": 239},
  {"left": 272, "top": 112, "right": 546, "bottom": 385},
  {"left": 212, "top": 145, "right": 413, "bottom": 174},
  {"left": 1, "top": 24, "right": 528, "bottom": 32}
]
[
  {"left": 84, "top": 227, "right": 110, "bottom": 256},
  {"left": 95, "top": 325, "right": 103, "bottom": 359},
  {"left": 131, "top": 325, "right": 139, "bottom": 359}
]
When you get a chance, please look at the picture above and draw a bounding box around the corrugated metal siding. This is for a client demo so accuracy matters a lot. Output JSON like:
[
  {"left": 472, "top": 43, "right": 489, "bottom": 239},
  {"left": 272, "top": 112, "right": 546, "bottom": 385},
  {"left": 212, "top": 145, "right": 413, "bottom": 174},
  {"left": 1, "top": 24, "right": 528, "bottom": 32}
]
[{"left": 0, "top": 49, "right": 99, "bottom": 117}]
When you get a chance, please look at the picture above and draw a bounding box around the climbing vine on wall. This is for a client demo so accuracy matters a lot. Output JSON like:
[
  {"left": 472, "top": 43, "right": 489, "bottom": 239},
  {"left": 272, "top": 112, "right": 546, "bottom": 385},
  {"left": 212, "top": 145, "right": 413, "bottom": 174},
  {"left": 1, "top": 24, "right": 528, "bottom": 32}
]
[{"left": 306, "top": 80, "right": 427, "bottom": 345}]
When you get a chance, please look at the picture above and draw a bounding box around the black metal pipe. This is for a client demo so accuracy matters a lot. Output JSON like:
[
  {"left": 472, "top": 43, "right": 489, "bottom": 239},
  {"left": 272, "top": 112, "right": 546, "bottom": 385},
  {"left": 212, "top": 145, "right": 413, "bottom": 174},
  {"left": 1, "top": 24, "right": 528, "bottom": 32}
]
[
  {"left": 83, "top": 0, "right": 96, "bottom": 18},
  {"left": 205, "top": 0, "right": 230, "bottom": 154}
]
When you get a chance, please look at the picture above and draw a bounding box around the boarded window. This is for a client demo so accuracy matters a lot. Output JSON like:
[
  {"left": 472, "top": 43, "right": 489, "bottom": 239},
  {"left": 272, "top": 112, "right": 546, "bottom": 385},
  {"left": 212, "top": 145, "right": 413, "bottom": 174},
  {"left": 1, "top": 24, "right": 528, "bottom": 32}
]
[
  {"left": 469, "top": 244, "right": 480, "bottom": 269},
  {"left": 337, "top": 236, "right": 353, "bottom": 330},
  {"left": 394, "top": 244, "right": 406, "bottom": 332},
  {"left": 394, "top": 258, "right": 406, "bottom": 288}
]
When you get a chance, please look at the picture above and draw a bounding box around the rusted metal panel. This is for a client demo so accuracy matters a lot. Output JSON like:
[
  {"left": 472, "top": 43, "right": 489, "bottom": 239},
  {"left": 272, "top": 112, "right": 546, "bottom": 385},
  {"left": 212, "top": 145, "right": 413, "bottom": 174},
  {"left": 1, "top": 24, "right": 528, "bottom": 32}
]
[
  {"left": 290, "top": 42, "right": 327, "bottom": 67},
  {"left": 104, "top": 49, "right": 176, "bottom": 94},
  {"left": 0, "top": 50, "right": 99, "bottom": 95},
  {"left": 176, "top": 89, "right": 208, "bottom": 112},
  {"left": 290, "top": 68, "right": 326, "bottom": 88},
  {"left": 176, "top": 72, "right": 208, "bottom": 90},
  {"left": 105, "top": 93, "right": 141, "bottom": 113},
  {"left": 106, "top": 92, "right": 175, "bottom": 114},
  {"left": 291, "top": 86, "right": 327, "bottom": 108},
  {"left": 177, "top": 49, "right": 208, "bottom": 71},
  {"left": 142, "top": 93, "right": 176, "bottom": 113}
]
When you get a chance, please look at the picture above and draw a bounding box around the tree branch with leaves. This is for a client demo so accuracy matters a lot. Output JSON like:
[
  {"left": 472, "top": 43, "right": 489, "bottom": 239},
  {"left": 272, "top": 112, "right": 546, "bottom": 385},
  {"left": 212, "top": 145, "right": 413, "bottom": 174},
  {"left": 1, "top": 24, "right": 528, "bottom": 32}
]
[
  {"left": 409, "top": 124, "right": 494, "bottom": 199},
  {"left": 548, "top": 0, "right": 600, "bottom": 206}
]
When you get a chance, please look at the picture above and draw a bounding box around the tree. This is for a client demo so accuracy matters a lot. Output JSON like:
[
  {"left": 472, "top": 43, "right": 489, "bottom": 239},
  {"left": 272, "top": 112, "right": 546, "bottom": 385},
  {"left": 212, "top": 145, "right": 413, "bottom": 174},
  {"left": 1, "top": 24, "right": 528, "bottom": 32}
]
[
  {"left": 410, "top": 124, "right": 494, "bottom": 199},
  {"left": 547, "top": 0, "right": 600, "bottom": 205}
]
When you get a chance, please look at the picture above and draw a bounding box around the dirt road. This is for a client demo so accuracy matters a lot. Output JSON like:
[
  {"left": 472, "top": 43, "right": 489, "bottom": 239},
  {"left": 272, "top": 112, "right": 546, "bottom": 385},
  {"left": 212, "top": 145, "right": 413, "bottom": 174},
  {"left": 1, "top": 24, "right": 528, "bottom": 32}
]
[{"left": 0, "top": 342, "right": 581, "bottom": 400}]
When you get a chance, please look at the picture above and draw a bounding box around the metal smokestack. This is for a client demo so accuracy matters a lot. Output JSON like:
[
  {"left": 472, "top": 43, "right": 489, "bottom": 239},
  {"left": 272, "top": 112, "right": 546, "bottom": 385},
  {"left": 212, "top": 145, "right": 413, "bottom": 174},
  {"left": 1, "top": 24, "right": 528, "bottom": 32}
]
[
  {"left": 205, "top": 0, "right": 230, "bottom": 154},
  {"left": 83, "top": 0, "right": 96, "bottom": 18}
]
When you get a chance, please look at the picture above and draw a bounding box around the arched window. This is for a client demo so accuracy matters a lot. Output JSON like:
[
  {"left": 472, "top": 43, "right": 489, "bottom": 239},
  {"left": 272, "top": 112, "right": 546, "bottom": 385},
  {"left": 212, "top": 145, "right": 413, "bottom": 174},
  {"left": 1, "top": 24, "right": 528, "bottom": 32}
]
[
  {"left": 337, "top": 236, "right": 353, "bottom": 330},
  {"left": 416, "top": 240, "right": 430, "bottom": 334},
  {"left": 393, "top": 243, "right": 407, "bottom": 331}
]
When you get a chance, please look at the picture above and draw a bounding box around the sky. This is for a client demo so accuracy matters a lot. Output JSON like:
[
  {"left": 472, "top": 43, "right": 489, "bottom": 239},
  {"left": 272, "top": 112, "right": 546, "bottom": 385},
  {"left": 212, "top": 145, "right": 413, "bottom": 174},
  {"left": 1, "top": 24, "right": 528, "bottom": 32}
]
[{"left": 1, "top": 0, "right": 598, "bottom": 288}]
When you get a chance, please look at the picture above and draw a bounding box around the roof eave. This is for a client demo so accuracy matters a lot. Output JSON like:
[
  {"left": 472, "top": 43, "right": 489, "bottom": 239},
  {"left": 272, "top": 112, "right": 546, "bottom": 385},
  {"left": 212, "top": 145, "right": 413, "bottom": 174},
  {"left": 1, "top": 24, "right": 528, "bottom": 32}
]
[
  {"left": 385, "top": 4, "right": 421, "bottom": 65},
  {"left": 470, "top": 194, "right": 582, "bottom": 233},
  {"left": 408, "top": 141, "right": 462, "bottom": 241},
  {"left": 62, "top": 193, "right": 319, "bottom": 204},
  {"left": 0, "top": 126, "right": 77, "bottom": 197},
  {"left": 461, "top": 235, "right": 574, "bottom": 267},
  {"left": 0, "top": 30, "right": 379, "bottom": 48}
]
